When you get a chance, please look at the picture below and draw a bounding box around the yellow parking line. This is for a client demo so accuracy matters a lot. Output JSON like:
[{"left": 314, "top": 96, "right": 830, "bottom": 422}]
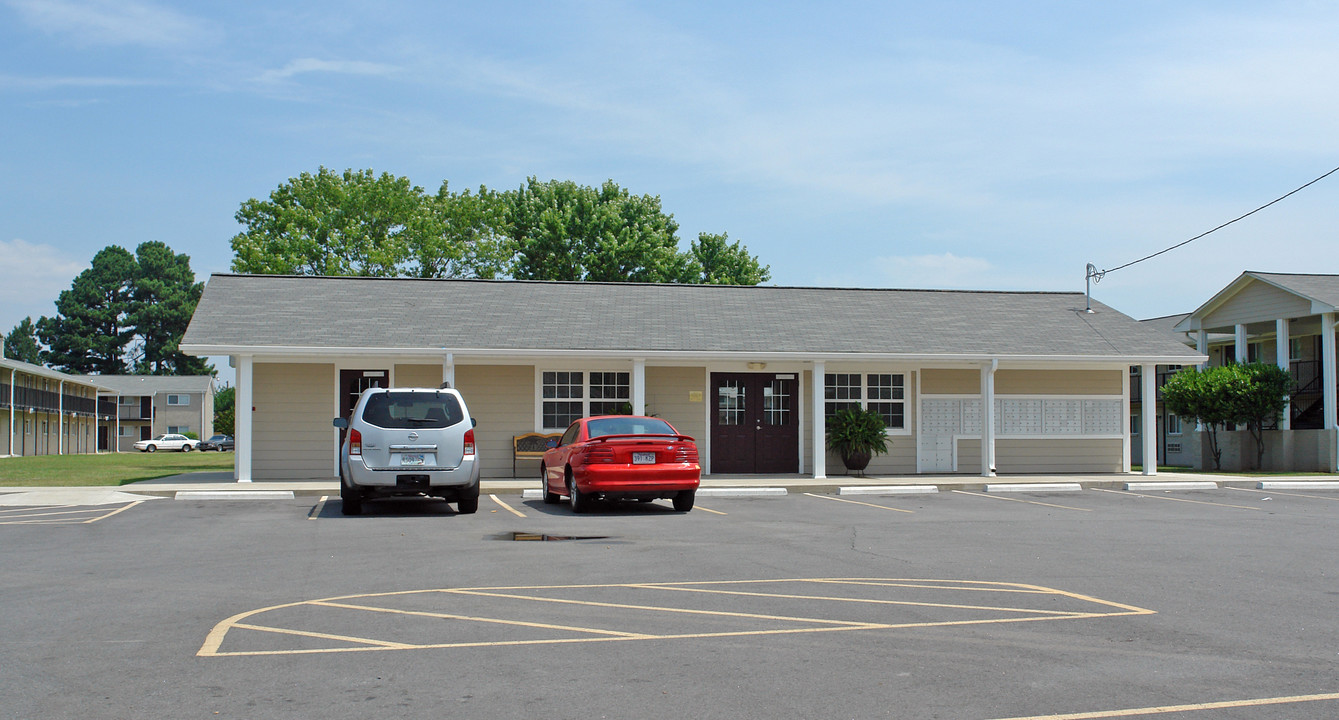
[
  {"left": 0, "top": 504, "right": 74, "bottom": 515},
  {"left": 313, "top": 599, "right": 654, "bottom": 637},
  {"left": 695, "top": 504, "right": 726, "bottom": 515},
  {"left": 84, "top": 501, "right": 144, "bottom": 524},
  {"left": 803, "top": 492, "right": 914, "bottom": 513},
  {"left": 632, "top": 584, "right": 1090, "bottom": 617},
  {"left": 307, "top": 496, "right": 328, "bottom": 519},
  {"left": 0, "top": 507, "right": 101, "bottom": 520},
  {"left": 952, "top": 490, "right": 1091, "bottom": 511},
  {"left": 490, "top": 494, "right": 526, "bottom": 517},
  {"left": 988, "top": 690, "right": 1339, "bottom": 719},
  {"left": 1091, "top": 488, "right": 1262, "bottom": 511},
  {"left": 232, "top": 622, "right": 417, "bottom": 649}
]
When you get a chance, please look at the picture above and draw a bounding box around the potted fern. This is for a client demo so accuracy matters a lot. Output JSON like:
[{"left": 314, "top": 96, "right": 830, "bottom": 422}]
[{"left": 825, "top": 407, "right": 889, "bottom": 476}]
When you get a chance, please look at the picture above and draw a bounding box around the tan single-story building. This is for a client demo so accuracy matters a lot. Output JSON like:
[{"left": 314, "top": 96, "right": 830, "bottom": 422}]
[{"left": 180, "top": 274, "right": 1204, "bottom": 482}]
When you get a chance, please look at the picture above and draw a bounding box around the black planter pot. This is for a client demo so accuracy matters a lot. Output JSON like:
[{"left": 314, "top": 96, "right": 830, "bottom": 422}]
[{"left": 842, "top": 450, "right": 872, "bottom": 477}]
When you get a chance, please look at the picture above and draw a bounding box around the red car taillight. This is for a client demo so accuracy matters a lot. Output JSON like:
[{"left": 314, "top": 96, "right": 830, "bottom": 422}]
[
  {"left": 463, "top": 428, "right": 476, "bottom": 456},
  {"left": 674, "top": 445, "right": 699, "bottom": 463},
  {"left": 348, "top": 428, "right": 362, "bottom": 456},
  {"left": 585, "top": 445, "right": 615, "bottom": 463}
]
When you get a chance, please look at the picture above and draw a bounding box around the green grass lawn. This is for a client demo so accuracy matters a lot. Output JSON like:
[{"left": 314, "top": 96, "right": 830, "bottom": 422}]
[{"left": 0, "top": 452, "right": 235, "bottom": 487}]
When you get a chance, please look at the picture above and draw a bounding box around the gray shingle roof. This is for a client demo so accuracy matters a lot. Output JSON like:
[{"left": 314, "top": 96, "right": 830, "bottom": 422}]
[
  {"left": 1250, "top": 272, "right": 1339, "bottom": 310},
  {"left": 89, "top": 375, "right": 215, "bottom": 395},
  {"left": 181, "top": 274, "right": 1204, "bottom": 362}
]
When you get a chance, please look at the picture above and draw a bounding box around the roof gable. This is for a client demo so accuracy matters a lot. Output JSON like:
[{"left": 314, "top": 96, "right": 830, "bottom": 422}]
[{"left": 1176, "top": 272, "right": 1339, "bottom": 332}]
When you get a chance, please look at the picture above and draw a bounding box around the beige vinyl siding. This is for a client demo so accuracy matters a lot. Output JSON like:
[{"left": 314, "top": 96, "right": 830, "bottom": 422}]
[
  {"left": 820, "top": 368, "right": 918, "bottom": 475},
  {"left": 454, "top": 365, "right": 535, "bottom": 479},
  {"left": 646, "top": 366, "right": 707, "bottom": 446},
  {"left": 996, "top": 370, "right": 1122, "bottom": 395},
  {"left": 921, "top": 369, "right": 978, "bottom": 395},
  {"left": 253, "top": 363, "right": 337, "bottom": 479},
  {"left": 0, "top": 410, "right": 9, "bottom": 455},
  {"left": 1202, "top": 280, "right": 1313, "bottom": 328},
  {"left": 395, "top": 364, "right": 443, "bottom": 389}
]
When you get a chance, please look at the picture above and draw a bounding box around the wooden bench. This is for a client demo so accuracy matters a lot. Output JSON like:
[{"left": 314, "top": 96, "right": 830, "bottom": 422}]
[{"left": 513, "top": 432, "right": 562, "bottom": 478}]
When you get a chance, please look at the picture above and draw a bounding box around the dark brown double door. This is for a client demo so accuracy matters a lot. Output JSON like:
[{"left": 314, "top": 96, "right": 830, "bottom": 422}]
[{"left": 710, "top": 373, "right": 799, "bottom": 474}]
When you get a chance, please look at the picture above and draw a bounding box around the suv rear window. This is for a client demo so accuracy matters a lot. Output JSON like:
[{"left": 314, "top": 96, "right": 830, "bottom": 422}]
[{"left": 361, "top": 392, "right": 464, "bottom": 429}]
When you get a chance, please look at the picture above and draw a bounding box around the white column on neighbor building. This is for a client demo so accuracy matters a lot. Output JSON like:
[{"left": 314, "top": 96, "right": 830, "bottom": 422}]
[
  {"left": 812, "top": 360, "right": 826, "bottom": 480},
  {"left": 1122, "top": 366, "right": 1132, "bottom": 473},
  {"left": 442, "top": 352, "right": 455, "bottom": 388},
  {"left": 1235, "top": 324, "right": 1248, "bottom": 364},
  {"left": 1277, "top": 318, "right": 1291, "bottom": 430},
  {"left": 632, "top": 359, "right": 646, "bottom": 416},
  {"left": 7, "top": 368, "right": 14, "bottom": 457},
  {"left": 980, "top": 359, "right": 997, "bottom": 477},
  {"left": 58, "top": 380, "right": 65, "bottom": 455},
  {"left": 1323, "top": 313, "right": 1337, "bottom": 432},
  {"left": 1141, "top": 363, "right": 1157, "bottom": 476},
  {"left": 236, "top": 355, "right": 254, "bottom": 483}
]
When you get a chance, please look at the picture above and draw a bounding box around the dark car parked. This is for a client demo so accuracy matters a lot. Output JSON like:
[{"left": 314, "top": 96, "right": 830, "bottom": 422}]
[{"left": 199, "top": 435, "right": 235, "bottom": 451}]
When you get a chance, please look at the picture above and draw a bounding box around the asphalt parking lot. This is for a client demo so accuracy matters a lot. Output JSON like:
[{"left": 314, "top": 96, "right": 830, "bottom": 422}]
[{"left": 3, "top": 485, "right": 1339, "bottom": 719}]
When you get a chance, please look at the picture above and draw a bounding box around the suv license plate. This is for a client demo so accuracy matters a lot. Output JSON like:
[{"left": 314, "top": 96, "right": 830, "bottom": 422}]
[
  {"left": 633, "top": 452, "right": 656, "bottom": 465},
  {"left": 399, "top": 454, "right": 425, "bottom": 466}
]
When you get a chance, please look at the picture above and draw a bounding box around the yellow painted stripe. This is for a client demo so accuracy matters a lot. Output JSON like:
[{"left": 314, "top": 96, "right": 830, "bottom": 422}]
[
  {"left": 952, "top": 490, "right": 1091, "bottom": 511},
  {"left": 85, "top": 501, "right": 143, "bottom": 524},
  {"left": 0, "top": 507, "right": 104, "bottom": 520},
  {"left": 0, "top": 504, "right": 74, "bottom": 514},
  {"left": 1091, "top": 488, "right": 1262, "bottom": 511},
  {"left": 634, "top": 584, "right": 1091, "bottom": 617},
  {"left": 231, "top": 622, "right": 417, "bottom": 649},
  {"left": 695, "top": 505, "right": 727, "bottom": 515},
  {"left": 803, "top": 492, "right": 914, "bottom": 513},
  {"left": 307, "top": 496, "right": 328, "bottom": 519},
  {"left": 988, "top": 690, "right": 1339, "bottom": 719},
  {"left": 311, "top": 599, "right": 654, "bottom": 637},
  {"left": 489, "top": 494, "right": 526, "bottom": 518}
]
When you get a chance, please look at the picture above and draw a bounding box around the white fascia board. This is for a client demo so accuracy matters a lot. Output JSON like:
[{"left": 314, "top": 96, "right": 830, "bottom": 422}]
[{"left": 181, "top": 344, "right": 1205, "bottom": 368}]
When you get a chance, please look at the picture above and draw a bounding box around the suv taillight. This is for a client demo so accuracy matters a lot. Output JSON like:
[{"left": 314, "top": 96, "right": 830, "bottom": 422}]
[
  {"left": 348, "top": 428, "right": 362, "bottom": 456},
  {"left": 463, "top": 428, "right": 476, "bottom": 456}
]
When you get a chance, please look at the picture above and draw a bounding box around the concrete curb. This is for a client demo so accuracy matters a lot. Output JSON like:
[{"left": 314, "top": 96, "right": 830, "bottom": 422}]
[
  {"left": 1257, "top": 481, "right": 1339, "bottom": 490},
  {"left": 985, "top": 483, "right": 1082, "bottom": 493},
  {"left": 175, "top": 491, "right": 296, "bottom": 500},
  {"left": 1125, "top": 481, "right": 1218, "bottom": 491},
  {"left": 697, "top": 487, "right": 787, "bottom": 498},
  {"left": 838, "top": 485, "right": 939, "bottom": 496}
]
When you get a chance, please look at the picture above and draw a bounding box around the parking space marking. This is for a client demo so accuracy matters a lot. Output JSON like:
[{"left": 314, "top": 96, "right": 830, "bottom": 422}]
[
  {"left": 695, "top": 504, "right": 726, "bottom": 515},
  {"left": 803, "top": 492, "right": 914, "bottom": 513},
  {"left": 0, "top": 501, "right": 143, "bottom": 525},
  {"left": 490, "top": 494, "right": 526, "bottom": 517},
  {"left": 1227, "top": 486, "right": 1339, "bottom": 502},
  {"left": 988, "top": 690, "right": 1339, "bottom": 719},
  {"left": 200, "top": 577, "right": 1154, "bottom": 658},
  {"left": 307, "top": 496, "right": 328, "bottom": 519},
  {"left": 952, "top": 490, "right": 1091, "bottom": 512},
  {"left": 1090, "top": 488, "right": 1262, "bottom": 511}
]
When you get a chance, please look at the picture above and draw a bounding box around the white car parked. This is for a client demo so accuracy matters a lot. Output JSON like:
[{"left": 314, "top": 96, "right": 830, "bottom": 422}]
[{"left": 134, "top": 434, "right": 197, "bottom": 453}]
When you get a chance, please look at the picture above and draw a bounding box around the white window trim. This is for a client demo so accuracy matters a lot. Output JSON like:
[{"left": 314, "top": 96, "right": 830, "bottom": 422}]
[
  {"left": 1166, "top": 413, "right": 1182, "bottom": 436},
  {"left": 823, "top": 371, "right": 911, "bottom": 436},
  {"left": 166, "top": 394, "right": 190, "bottom": 406},
  {"left": 534, "top": 367, "right": 634, "bottom": 432}
]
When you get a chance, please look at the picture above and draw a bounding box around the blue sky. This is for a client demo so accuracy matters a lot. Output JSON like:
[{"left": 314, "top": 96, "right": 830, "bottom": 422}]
[{"left": 3, "top": 0, "right": 1337, "bottom": 370}]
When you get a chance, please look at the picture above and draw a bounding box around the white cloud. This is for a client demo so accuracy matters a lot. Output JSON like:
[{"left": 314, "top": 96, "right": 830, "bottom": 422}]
[
  {"left": 0, "top": 239, "right": 86, "bottom": 332},
  {"left": 256, "top": 58, "right": 399, "bottom": 84},
  {"left": 4, "top": 0, "right": 214, "bottom": 49}
]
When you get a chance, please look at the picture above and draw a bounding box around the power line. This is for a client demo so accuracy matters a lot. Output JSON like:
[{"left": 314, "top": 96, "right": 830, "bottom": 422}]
[{"left": 1084, "top": 163, "right": 1339, "bottom": 312}]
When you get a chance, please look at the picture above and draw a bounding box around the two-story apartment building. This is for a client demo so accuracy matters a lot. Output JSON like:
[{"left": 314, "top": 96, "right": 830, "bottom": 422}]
[
  {"left": 1, "top": 357, "right": 110, "bottom": 457},
  {"left": 91, "top": 375, "right": 215, "bottom": 452}
]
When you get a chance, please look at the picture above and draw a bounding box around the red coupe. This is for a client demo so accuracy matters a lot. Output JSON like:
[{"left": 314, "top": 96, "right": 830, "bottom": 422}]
[{"left": 540, "top": 415, "right": 701, "bottom": 513}]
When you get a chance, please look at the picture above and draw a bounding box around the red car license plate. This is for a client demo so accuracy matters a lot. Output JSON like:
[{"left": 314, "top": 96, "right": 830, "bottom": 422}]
[{"left": 632, "top": 452, "right": 656, "bottom": 464}]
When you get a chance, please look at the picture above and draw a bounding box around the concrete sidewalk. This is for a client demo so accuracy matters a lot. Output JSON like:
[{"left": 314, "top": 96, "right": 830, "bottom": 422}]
[{"left": 3, "top": 469, "right": 1329, "bottom": 506}]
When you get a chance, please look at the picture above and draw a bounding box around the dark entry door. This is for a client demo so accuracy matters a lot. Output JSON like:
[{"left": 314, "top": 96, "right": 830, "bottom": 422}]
[
  {"left": 338, "top": 369, "right": 387, "bottom": 445},
  {"left": 710, "top": 373, "right": 799, "bottom": 474}
]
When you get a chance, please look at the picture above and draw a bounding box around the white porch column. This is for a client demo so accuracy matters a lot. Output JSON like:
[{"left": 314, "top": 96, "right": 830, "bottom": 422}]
[
  {"left": 442, "top": 352, "right": 455, "bottom": 388},
  {"left": 632, "top": 359, "right": 646, "bottom": 416},
  {"left": 1324, "top": 313, "right": 1337, "bottom": 431},
  {"left": 7, "top": 369, "right": 14, "bottom": 457},
  {"left": 980, "top": 359, "right": 997, "bottom": 477},
  {"left": 1122, "top": 366, "right": 1132, "bottom": 472},
  {"left": 1141, "top": 363, "right": 1157, "bottom": 475},
  {"left": 1196, "top": 329, "right": 1208, "bottom": 370},
  {"left": 1277, "top": 318, "right": 1291, "bottom": 430},
  {"left": 1234, "top": 324, "right": 1248, "bottom": 363},
  {"left": 812, "top": 361, "right": 826, "bottom": 480},
  {"left": 236, "top": 354, "right": 254, "bottom": 483},
  {"left": 58, "top": 380, "right": 64, "bottom": 455}
]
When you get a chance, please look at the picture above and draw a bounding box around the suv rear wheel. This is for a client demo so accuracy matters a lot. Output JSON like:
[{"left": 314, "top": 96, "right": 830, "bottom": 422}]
[
  {"left": 340, "top": 480, "right": 363, "bottom": 516},
  {"left": 456, "top": 485, "right": 479, "bottom": 514}
]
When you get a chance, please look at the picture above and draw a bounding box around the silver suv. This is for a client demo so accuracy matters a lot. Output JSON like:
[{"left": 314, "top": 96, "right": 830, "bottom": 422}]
[{"left": 333, "top": 386, "right": 481, "bottom": 515}]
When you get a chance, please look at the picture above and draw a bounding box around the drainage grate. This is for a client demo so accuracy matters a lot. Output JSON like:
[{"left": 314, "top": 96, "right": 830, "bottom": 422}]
[{"left": 496, "top": 531, "right": 612, "bottom": 542}]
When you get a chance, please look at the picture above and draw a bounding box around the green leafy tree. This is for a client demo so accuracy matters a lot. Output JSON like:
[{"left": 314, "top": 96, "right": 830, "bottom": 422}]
[
  {"left": 689, "top": 232, "right": 771, "bottom": 285},
  {"left": 231, "top": 167, "right": 430, "bottom": 276},
  {"left": 411, "top": 182, "right": 513, "bottom": 279},
  {"left": 4, "top": 317, "right": 42, "bottom": 364},
  {"left": 214, "top": 385, "right": 235, "bottom": 437},
  {"left": 1230, "top": 362, "right": 1293, "bottom": 470},
  {"left": 1161, "top": 366, "right": 1235, "bottom": 470},
  {"left": 130, "top": 241, "right": 211, "bottom": 375},
  {"left": 506, "top": 178, "right": 692, "bottom": 283},
  {"left": 38, "top": 245, "right": 137, "bottom": 374}
]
